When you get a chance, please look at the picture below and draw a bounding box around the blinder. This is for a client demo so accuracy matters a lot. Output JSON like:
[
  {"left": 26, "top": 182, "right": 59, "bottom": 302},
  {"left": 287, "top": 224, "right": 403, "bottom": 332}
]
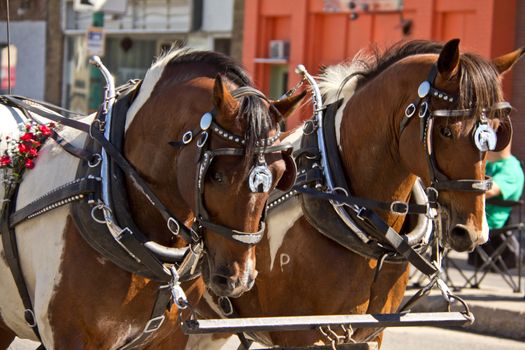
[
  {"left": 493, "top": 114, "right": 513, "bottom": 152},
  {"left": 276, "top": 148, "right": 297, "bottom": 191}
]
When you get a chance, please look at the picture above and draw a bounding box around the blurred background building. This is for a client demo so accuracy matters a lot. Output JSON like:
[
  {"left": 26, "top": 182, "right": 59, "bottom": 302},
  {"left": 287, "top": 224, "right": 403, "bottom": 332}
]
[{"left": 0, "top": 0, "right": 523, "bottom": 158}]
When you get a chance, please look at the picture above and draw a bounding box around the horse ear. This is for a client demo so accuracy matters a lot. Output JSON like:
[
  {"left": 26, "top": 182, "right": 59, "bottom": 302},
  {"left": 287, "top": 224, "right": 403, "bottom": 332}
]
[
  {"left": 437, "top": 38, "right": 460, "bottom": 80},
  {"left": 271, "top": 90, "right": 307, "bottom": 121},
  {"left": 492, "top": 48, "right": 525, "bottom": 75},
  {"left": 213, "top": 75, "right": 237, "bottom": 119}
]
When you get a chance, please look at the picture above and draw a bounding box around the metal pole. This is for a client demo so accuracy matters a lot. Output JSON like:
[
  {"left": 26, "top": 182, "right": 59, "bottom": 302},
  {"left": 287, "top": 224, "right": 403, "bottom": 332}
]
[{"left": 5, "top": 0, "right": 11, "bottom": 94}]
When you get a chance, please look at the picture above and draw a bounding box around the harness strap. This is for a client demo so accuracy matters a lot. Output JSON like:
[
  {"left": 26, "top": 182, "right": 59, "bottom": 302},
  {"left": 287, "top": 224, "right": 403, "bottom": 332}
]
[
  {"left": 294, "top": 186, "right": 435, "bottom": 216},
  {"left": 89, "top": 125, "right": 196, "bottom": 243},
  {"left": 117, "top": 284, "right": 172, "bottom": 350},
  {"left": 10, "top": 177, "right": 100, "bottom": 227},
  {"left": 200, "top": 221, "right": 265, "bottom": 245},
  {"left": 50, "top": 130, "right": 94, "bottom": 162},
  {"left": 433, "top": 177, "right": 493, "bottom": 193},
  {"left": 357, "top": 208, "right": 438, "bottom": 276},
  {"left": 2, "top": 95, "right": 90, "bottom": 133},
  {"left": 1, "top": 188, "right": 43, "bottom": 342}
]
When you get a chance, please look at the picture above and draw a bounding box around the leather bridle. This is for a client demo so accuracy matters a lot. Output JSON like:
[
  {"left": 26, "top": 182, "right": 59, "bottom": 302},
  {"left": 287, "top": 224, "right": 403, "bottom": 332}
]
[
  {"left": 171, "top": 86, "right": 293, "bottom": 245},
  {"left": 399, "top": 64, "right": 511, "bottom": 198}
]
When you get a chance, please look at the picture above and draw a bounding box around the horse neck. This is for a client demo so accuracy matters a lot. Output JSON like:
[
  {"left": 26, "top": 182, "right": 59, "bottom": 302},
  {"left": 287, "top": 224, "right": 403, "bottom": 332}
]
[
  {"left": 338, "top": 73, "right": 416, "bottom": 229},
  {"left": 123, "top": 83, "right": 202, "bottom": 245}
]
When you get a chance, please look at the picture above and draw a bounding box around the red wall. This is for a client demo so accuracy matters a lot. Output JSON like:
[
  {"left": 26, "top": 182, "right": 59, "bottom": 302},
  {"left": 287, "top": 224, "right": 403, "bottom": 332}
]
[{"left": 243, "top": 0, "right": 522, "bottom": 149}]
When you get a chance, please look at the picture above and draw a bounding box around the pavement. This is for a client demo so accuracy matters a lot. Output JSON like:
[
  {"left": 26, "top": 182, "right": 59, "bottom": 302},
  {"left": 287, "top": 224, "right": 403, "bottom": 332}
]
[{"left": 406, "top": 250, "right": 525, "bottom": 341}]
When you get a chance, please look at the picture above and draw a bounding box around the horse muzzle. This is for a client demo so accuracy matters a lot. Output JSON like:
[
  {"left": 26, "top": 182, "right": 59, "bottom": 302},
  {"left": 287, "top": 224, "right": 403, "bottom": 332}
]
[
  {"left": 203, "top": 257, "right": 258, "bottom": 298},
  {"left": 449, "top": 223, "right": 479, "bottom": 252},
  {"left": 209, "top": 270, "right": 257, "bottom": 298}
]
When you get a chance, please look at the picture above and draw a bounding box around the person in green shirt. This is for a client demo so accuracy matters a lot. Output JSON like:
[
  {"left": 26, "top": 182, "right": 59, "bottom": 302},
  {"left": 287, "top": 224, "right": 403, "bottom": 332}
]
[
  {"left": 485, "top": 146, "right": 524, "bottom": 229},
  {"left": 468, "top": 144, "right": 524, "bottom": 268}
]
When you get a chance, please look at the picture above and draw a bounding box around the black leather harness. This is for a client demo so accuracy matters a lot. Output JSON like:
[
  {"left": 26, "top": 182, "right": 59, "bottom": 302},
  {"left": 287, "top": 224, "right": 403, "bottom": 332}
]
[{"left": 0, "top": 82, "right": 200, "bottom": 348}]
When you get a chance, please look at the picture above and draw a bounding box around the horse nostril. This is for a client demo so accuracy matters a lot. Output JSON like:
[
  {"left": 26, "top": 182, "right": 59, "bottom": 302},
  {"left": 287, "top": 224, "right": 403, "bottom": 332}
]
[
  {"left": 212, "top": 275, "right": 236, "bottom": 291},
  {"left": 450, "top": 224, "right": 476, "bottom": 252},
  {"left": 451, "top": 225, "right": 468, "bottom": 238}
]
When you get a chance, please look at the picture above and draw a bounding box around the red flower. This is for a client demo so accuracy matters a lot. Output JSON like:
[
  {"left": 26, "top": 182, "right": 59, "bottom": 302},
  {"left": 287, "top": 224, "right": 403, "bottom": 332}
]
[
  {"left": 18, "top": 143, "right": 30, "bottom": 154},
  {"left": 31, "top": 140, "right": 41, "bottom": 147},
  {"left": 24, "top": 158, "right": 35, "bottom": 169},
  {"left": 39, "top": 125, "right": 52, "bottom": 136},
  {"left": 20, "top": 132, "right": 34, "bottom": 141},
  {"left": 29, "top": 148, "right": 38, "bottom": 157},
  {"left": 48, "top": 122, "right": 56, "bottom": 128},
  {"left": 25, "top": 123, "right": 32, "bottom": 131},
  {"left": 0, "top": 155, "right": 11, "bottom": 167}
]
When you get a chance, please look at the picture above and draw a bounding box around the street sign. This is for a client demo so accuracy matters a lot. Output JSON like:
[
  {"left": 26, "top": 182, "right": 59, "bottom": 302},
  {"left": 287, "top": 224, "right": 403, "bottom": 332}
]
[
  {"left": 86, "top": 27, "right": 105, "bottom": 56},
  {"left": 323, "top": 0, "right": 403, "bottom": 13}
]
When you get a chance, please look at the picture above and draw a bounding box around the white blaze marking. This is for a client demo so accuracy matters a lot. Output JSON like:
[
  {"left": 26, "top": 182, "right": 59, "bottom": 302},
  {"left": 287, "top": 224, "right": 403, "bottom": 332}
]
[{"left": 480, "top": 195, "right": 489, "bottom": 244}]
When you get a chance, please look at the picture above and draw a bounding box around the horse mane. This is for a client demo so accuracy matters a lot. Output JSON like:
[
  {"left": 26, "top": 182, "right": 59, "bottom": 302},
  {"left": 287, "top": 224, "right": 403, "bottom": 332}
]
[
  {"left": 319, "top": 40, "right": 503, "bottom": 120},
  {"left": 143, "top": 47, "right": 274, "bottom": 158},
  {"left": 155, "top": 47, "right": 253, "bottom": 87}
]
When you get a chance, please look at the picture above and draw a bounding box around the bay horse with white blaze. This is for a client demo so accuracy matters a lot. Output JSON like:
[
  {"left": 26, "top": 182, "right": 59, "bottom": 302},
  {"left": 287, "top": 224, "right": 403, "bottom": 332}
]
[
  {"left": 185, "top": 39, "right": 524, "bottom": 348},
  {"left": 0, "top": 49, "right": 302, "bottom": 349}
]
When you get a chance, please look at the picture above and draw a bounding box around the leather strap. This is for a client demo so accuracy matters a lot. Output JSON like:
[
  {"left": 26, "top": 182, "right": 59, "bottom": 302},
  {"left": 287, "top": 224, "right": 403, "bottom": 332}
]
[
  {"left": 1, "top": 188, "right": 43, "bottom": 342},
  {"left": 89, "top": 125, "right": 196, "bottom": 241},
  {"left": 357, "top": 208, "right": 438, "bottom": 276},
  {"left": 294, "top": 186, "right": 434, "bottom": 216},
  {"left": 118, "top": 284, "right": 172, "bottom": 350},
  {"left": 10, "top": 177, "right": 100, "bottom": 227},
  {"left": 2, "top": 95, "right": 90, "bottom": 133}
]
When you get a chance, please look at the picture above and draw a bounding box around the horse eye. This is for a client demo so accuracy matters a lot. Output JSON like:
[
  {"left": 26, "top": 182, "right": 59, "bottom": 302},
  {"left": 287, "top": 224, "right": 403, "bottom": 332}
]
[
  {"left": 440, "top": 127, "right": 453, "bottom": 139},
  {"left": 212, "top": 172, "right": 224, "bottom": 183}
]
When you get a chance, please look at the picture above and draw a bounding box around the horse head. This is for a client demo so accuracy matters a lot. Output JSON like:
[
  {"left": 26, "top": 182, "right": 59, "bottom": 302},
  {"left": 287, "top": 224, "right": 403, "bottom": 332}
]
[
  {"left": 125, "top": 49, "right": 304, "bottom": 298},
  {"left": 191, "top": 75, "right": 303, "bottom": 297},
  {"left": 398, "top": 39, "right": 524, "bottom": 251}
]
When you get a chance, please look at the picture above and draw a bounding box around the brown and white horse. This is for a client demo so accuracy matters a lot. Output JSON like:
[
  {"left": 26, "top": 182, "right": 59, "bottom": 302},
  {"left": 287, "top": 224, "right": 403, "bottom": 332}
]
[
  {"left": 0, "top": 49, "right": 302, "bottom": 349},
  {"left": 184, "top": 40, "right": 524, "bottom": 348}
]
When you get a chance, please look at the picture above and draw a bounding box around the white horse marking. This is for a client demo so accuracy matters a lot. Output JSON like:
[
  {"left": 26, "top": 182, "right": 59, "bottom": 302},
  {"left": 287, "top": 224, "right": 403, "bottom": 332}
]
[
  {"left": 279, "top": 253, "right": 291, "bottom": 272},
  {"left": 0, "top": 112, "right": 93, "bottom": 347},
  {"left": 266, "top": 128, "right": 305, "bottom": 271},
  {"left": 267, "top": 197, "right": 303, "bottom": 271},
  {"left": 317, "top": 55, "right": 368, "bottom": 150},
  {"left": 186, "top": 334, "right": 231, "bottom": 350},
  {"left": 480, "top": 195, "right": 489, "bottom": 244},
  {"left": 126, "top": 48, "right": 192, "bottom": 131}
]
